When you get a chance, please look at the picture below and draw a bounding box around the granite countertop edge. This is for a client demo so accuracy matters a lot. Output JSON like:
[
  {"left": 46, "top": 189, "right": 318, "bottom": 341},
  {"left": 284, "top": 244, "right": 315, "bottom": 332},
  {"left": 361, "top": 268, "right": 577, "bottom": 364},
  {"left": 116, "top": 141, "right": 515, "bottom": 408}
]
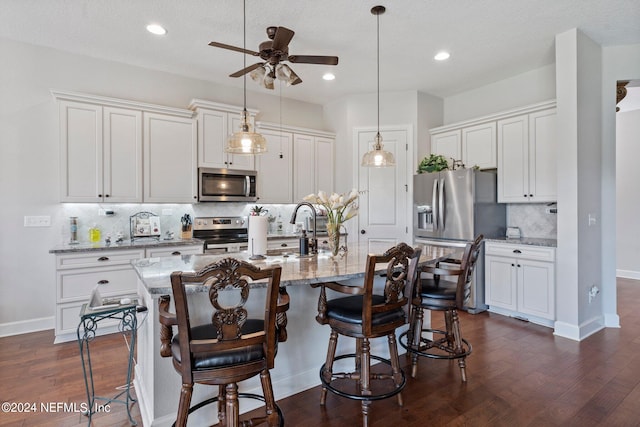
[
  {"left": 484, "top": 237, "right": 557, "bottom": 247},
  {"left": 49, "top": 238, "right": 206, "bottom": 254}
]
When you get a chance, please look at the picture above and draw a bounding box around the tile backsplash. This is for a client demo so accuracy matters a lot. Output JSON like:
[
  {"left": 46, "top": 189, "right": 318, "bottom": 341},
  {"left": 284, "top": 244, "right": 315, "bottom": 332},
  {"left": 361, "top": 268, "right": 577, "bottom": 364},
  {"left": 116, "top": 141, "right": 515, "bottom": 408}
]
[
  {"left": 58, "top": 203, "right": 305, "bottom": 244},
  {"left": 506, "top": 203, "right": 557, "bottom": 239}
]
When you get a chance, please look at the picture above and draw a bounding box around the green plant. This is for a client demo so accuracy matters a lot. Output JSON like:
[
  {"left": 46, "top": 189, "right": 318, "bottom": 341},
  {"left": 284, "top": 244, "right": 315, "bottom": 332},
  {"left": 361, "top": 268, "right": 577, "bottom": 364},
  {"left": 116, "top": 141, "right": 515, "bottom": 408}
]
[
  {"left": 250, "top": 205, "right": 265, "bottom": 216},
  {"left": 417, "top": 154, "right": 449, "bottom": 174}
]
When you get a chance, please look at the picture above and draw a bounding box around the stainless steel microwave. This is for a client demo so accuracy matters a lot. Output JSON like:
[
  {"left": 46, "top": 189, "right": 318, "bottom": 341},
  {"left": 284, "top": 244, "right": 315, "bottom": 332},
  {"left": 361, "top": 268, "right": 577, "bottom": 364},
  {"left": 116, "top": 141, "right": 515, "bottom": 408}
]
[{"left": 198, "top": 168, "right": 257, "bottom": 202}]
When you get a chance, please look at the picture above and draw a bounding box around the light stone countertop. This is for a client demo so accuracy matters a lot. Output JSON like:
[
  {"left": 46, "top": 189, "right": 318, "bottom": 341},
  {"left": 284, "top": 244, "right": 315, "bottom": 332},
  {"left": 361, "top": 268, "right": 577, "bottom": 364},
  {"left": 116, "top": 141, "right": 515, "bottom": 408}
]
[
  {"left": 132, "top": 242, "right": 460, "bottom": 295},
  {"left": 49, "top": 238, "right": 205, "bottom": 254},
  {"left": 484, "top": 237, "right": 557, "bottom": 247}
]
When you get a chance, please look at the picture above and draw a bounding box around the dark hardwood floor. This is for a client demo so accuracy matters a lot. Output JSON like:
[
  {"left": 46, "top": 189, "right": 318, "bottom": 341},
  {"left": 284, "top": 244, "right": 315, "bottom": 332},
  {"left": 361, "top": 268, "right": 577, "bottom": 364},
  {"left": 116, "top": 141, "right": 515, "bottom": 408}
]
[{"left": 2, "top": 278, "right": 640, "bottom": 426}]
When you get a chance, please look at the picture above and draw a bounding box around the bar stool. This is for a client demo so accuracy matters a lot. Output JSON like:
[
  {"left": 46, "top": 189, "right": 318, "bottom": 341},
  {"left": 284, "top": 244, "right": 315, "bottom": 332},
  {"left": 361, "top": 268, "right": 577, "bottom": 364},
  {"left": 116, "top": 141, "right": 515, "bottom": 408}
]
[
  {"left": 158, "top": 257, "right": 289, "bottom": 427},
  {"left": 400, "top": 235, "right": 483, "bottom": 382},
  {"left": 311, "top": 242, "right": 421, "bottom": 427}
]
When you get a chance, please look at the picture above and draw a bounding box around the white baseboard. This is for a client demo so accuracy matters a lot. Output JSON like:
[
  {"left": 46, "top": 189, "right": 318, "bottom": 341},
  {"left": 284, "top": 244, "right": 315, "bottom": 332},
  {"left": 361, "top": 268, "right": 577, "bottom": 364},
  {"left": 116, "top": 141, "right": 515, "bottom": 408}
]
[
  {"left": 554, "top": 316, "right": 605, "bottom": 341},
  {"left": 616, "top": 269, "right": 640, "bottom": 280},
  {"left": 0, "top": 316, "right": 54, "bottom": 338}
]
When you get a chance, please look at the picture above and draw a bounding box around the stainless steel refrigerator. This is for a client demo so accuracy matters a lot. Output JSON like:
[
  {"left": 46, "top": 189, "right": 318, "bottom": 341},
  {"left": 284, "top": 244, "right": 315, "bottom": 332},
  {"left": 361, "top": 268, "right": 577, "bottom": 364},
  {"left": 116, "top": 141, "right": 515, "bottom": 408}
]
[{"left": 413, "top": 169, "right": 506, "bottom": 313}]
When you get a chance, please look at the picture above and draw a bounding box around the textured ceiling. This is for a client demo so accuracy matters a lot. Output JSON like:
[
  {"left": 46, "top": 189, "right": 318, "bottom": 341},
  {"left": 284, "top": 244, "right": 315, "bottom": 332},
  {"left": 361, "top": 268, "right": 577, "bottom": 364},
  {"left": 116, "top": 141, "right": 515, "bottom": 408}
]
[{"left": 1, "top": 0, "right": 639, "bottom": 105}]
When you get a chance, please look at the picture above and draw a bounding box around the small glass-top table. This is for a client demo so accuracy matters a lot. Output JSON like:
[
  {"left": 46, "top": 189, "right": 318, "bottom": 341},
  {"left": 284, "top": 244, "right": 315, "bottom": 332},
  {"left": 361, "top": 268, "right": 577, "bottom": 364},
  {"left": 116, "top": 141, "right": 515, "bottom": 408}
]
[{"left": 77, "top": 302, "right": 142, "bottom": 426}]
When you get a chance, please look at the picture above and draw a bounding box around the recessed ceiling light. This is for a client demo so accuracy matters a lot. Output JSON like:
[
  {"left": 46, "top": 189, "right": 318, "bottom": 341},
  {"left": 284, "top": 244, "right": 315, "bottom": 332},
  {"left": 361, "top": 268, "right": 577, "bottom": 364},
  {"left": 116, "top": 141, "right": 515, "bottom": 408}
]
[
  {"left": 322, "top": 73, "right": 336, "bottom": 81},
  {"left": 434, "top": 51, "right": 450, "bottom": 61},
  {"left": 146, "top": 24, "right": 167, "bottom": 36}
]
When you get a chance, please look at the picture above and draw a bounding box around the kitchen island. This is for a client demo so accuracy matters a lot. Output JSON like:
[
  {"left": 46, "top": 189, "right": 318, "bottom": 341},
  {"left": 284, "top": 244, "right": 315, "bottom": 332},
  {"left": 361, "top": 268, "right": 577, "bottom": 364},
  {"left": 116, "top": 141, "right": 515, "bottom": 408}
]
[{"left": 132, "top": 242, "right": 457, "bottom": 427}]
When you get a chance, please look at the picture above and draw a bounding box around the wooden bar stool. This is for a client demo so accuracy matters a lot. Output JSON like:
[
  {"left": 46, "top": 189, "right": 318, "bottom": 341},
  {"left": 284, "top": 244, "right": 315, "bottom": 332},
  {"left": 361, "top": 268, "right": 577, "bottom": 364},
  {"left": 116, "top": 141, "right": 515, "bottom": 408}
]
[
  {"left": 400, "top": 235, "right": 483, "bottom": 382},
  {"left": 311, "top": 243, "right": 421, "bottom": 427},
  {"left": 158, "top": 257, "right": 289, "bottom": 427}
]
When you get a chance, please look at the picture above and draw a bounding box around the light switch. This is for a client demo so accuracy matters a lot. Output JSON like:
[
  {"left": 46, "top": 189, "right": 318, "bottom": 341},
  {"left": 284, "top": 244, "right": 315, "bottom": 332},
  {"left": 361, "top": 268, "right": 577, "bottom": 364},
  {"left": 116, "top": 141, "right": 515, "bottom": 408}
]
[{"left": 24, "top": 216, "right": 51, "bottom": 227}]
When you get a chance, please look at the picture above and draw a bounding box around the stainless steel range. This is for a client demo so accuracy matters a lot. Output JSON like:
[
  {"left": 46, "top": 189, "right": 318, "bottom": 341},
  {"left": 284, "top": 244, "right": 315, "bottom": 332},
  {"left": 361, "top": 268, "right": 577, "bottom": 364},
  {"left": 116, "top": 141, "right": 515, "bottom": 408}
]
[{"left": 193, "top": 217, "right": 248, "bottom": 254}]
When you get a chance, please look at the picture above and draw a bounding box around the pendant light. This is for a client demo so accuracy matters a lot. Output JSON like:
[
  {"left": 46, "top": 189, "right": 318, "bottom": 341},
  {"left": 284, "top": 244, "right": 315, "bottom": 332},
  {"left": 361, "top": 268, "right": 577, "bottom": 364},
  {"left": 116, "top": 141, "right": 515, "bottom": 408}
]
[
  {"left": 362, "top": 5, "right": 395, "bottom": 167},
  {"left": 226, "top": 0, "right": 267, "bottom": 154}
]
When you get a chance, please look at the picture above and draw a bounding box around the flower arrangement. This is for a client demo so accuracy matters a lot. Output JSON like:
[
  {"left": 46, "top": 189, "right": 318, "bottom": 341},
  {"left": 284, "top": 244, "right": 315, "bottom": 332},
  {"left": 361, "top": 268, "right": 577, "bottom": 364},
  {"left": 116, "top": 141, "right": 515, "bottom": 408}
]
[
  {"left": 303, "top": 189, "right": 359, "bottom": 255},
  {"left": 250, "top": 205, "right": 267, "bottom": 216}
]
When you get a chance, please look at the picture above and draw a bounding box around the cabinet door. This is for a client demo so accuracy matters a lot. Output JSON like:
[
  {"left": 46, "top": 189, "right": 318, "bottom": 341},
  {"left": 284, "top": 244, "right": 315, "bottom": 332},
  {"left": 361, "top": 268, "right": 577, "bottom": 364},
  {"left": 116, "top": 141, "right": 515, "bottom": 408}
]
[
  {"left": 528, "top": 109, "right": 557, "bottom": 202},
  {"left": 462, "top": 122, "right": 496, "bottom": 169},
  {"left": 103, "top": 107, "right": 142, "bottom": 202},
  {"left": 146, "top": 244, "right": 203, "bottom": 258},
  {"left": 293, "top": 133, "right": 315, "bottom": 201},
  {"left": 315, "top": 137, "right": 334, "bottom": 194},
  {"left": 59, "top": 101, "right": 103, "bottom": 202},
  {"left": 197, "top": 109, "right": 228, "bottom": 168},
  {"left": 256, "top": 130, "right": 293, "bottom": 203},
  {"left": 485, "top": 255, "right": 517, "bottom": 311},
  {"left": 497, "top": 115, "right": 529, "bottom": 203},
  {"left": 144, "top": 113, "right": 197, "bottom": 203},
  {"left": 431, "top": 130, "right": 461, "bottom": 163},
  {"left": 227, "top": 113, "right": 255, "bottom": 170},
  {"left": 517, "top": 259, "right": 555, "bottom": 320}
]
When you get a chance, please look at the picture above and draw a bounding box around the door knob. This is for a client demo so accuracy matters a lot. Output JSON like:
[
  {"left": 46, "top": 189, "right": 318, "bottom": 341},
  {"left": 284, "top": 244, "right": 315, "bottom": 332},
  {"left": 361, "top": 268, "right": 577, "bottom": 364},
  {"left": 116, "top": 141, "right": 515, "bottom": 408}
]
[{"left": 360, "top": 229, "right": 366, "bottom": 234}]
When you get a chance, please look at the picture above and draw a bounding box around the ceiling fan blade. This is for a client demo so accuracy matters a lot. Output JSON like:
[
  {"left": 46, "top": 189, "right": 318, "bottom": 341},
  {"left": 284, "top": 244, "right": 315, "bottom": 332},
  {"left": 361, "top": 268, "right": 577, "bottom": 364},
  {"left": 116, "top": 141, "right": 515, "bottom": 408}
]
[
  {"left": 208, "top": 41, "right": 260, "bottom": 56},
  {"left": 229, "top": 62, "right": 264, "bottom": 78},
  {"left": 271, "top": 27, "right": 295, "bottom": 51},
  {"left": 288, "top": 55, "right": 339, "bottom": 65}
]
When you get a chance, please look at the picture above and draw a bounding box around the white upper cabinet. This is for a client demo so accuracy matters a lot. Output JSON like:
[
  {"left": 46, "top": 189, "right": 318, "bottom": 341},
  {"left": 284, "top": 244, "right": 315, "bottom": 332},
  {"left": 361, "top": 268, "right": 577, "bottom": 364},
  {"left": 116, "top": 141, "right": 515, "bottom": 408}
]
[
  {"left": 315, "top": 136, "right": 334, "bottom": 196},
  {"left": 462, "top": 122, "right": 496, "bottom": 169},
  {"left": 190, "top": 99, "right": 258, "bottom": 171},
  {"left": 143, "top": 112, "right": 197, "bottom": 203},
  {"left": 255, "top": 129, "right": 293, "bottom": 204},
  {"left": 431, "top": 130, "right": 461, "bottom": 164},
  {"left": 497, "top": 108, "right": 557, "bottom": 203},
  {"left": 57, "top": 99, "right": 142, "bottom": 203}
]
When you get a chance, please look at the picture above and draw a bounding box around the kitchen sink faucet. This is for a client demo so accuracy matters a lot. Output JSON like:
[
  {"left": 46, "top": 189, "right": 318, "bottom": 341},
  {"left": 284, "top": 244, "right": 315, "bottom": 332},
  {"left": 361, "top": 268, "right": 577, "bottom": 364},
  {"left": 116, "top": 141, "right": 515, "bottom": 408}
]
[{"left": 290, "top": 202, "right": 318, "bottom": 254}]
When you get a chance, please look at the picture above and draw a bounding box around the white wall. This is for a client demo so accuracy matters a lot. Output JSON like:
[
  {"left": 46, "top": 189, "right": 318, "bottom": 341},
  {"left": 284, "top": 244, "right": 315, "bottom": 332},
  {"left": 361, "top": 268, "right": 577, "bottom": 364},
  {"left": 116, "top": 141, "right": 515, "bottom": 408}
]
[
  {"left": 0, "top": 38, "right": 327, "bottom": 334},
  {"left": 443, "top": 64, "right": 556, "bottom": 124},
  {"left": 602, "top": 43, "right": 640, "bottom": 328},
  {"left": 616, "top": 109, "right": 640, "bottom": 279}
]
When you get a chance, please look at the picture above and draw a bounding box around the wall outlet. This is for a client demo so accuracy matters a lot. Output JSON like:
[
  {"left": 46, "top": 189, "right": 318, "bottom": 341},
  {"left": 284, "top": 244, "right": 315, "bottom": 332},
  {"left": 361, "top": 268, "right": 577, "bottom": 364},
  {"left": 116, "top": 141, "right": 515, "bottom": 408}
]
[
  {"left": 588, "top": 214, "right": 597, "bottom": 226},
  {"left": 24, "top": 215, "right": 51, "bottom": 227}
]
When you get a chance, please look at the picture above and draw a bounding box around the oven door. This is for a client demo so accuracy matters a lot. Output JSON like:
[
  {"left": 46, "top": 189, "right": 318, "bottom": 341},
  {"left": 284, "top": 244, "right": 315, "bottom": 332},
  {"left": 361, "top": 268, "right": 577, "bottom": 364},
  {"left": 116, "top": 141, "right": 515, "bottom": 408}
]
[{"left": 204, "top": 242, "right": 248, "bottom": 254}]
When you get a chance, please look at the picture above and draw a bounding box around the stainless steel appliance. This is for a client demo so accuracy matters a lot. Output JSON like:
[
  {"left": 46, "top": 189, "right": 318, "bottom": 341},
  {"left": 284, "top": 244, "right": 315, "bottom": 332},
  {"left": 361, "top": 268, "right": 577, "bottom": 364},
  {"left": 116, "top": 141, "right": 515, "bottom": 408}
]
[
  {"left": 198, "top": 168, "right": 257, "bottom": 202},
  {"left": 193, "top": 216, "right": 248, "bottom": 254},
  {"left": 413, "top": 169, "right": 506, "bottom": 313}
]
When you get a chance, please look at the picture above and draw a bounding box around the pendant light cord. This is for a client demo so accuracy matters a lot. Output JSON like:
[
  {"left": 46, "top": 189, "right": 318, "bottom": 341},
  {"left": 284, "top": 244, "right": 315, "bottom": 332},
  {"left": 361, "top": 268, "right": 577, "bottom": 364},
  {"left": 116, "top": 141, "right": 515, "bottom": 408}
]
[
  {"left": 243, "top": 0, "right": 247, "bottom": 111},
  {"left": 377, "top": 10, "right": 380, "bottom": 138}
]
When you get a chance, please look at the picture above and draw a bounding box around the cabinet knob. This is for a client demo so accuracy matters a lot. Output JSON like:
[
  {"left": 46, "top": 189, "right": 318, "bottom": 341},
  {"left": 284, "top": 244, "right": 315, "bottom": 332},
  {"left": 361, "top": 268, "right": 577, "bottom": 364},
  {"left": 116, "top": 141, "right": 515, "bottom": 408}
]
[
  {"left": 171, "top": 251, "right": 181, "bottom": 255},
  {"left": 98, "top": 194, "right": 103, "bottom": 198},
  {"left": 97, "top": 256, "right": 110, "bottom": 261},
  {"left": 105, "top": 194, "right": 110, "bottom": 198},
  {"left": 97, "top": 280, "right": 109, "bottom": 285},
  {"left": 280, "top": 243, "right": 288, "bottom": 247},
  {"left": 523, "top": 194, "right": 528, "bottom": 198},
  {"left": 529, "top": 194, "right": 533, "bottom": 197},
  {"left": 513, "top": 249, "right": 521, "bottom": 254},
  {"left": 360, "top": 229, "right": 366, "bottom": 234},
  {"left": 511, "top": 263, "right": 515, "bottom": 267}
]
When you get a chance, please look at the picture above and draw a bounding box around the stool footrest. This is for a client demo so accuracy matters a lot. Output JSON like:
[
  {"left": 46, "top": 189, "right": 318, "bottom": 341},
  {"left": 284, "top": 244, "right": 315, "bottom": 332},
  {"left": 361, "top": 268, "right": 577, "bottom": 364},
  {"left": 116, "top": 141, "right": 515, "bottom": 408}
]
[
  {"left": 319, "top": 353, "right": 406, "bottom": 402},
  {"left": 177, "top": 393, "right": 284, "bottom": 427},
  {"left": 399, "top": 329, "right": 472, "bottom": 360}
]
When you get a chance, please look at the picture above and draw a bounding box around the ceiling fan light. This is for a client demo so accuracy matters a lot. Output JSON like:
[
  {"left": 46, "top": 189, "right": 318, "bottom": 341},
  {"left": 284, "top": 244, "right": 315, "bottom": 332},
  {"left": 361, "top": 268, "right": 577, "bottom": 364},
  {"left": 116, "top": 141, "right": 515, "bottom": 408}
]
[{"left": 250, "top": 65, "right": 266, "bottom": 83}]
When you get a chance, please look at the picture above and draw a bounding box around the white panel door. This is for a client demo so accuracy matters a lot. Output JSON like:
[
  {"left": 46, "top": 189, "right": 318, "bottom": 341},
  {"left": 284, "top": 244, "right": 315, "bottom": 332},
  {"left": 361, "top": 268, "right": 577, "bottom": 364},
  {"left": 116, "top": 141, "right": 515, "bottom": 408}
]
[
  {"left": 462, "top": 122, "right": 496, "bottom": 169},
  {"left": 256, "top": 130, "right": 293, "bottom": 204},
  {"left": 357, "top": 129, "right": 408, "bottom": 249},
  {"left": 497, "top": 115, "right": 528, "bottom": 202},
  {"left": 315, "top": 137, "right": 334, "bottom": 194},
  {"left": 485, "top": 255, "right": 518, "bottom": 311},
  {"left": 529, "top": 109, "right": 557, "bottom": 202},
  {"left": 293, "top": 133, "right": 315, "bottom": 201},
  {"left": 431, "top": 130, "right": 461, "bottom": 163}
]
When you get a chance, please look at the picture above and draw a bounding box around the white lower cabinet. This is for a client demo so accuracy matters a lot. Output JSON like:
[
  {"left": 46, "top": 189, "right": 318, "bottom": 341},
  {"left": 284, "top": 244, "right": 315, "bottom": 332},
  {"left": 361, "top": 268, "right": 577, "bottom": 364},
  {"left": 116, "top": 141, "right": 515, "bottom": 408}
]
[
  {"left": 54, "top": 244, "right": 203, "bottom": 343},
  {"left": 484, "top": 242, "right": 555, "bottom": 327},
  {"left": 267, "top": 237, "right": 299, "bottom": 254}
]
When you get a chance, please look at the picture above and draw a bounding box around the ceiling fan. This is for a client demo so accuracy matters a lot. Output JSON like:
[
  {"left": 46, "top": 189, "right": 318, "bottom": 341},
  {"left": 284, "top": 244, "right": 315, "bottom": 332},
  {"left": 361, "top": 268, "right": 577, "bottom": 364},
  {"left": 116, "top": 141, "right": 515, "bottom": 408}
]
[{"left": 209, "top": 26, "right": 339, "bottom": 89}]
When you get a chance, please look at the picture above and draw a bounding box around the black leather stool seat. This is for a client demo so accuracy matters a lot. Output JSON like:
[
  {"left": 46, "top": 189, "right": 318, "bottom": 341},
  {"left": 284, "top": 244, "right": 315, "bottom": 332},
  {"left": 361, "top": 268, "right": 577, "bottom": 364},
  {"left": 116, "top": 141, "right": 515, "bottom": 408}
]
[
  {"left": 171, "top": 319, "right": 266, "bottom": 370},
  {"left": 418, "top": 279, "right": 458, "bottom": 310},
  {"left": 326, "top": 295, "right": 405, "bottom": 326}
]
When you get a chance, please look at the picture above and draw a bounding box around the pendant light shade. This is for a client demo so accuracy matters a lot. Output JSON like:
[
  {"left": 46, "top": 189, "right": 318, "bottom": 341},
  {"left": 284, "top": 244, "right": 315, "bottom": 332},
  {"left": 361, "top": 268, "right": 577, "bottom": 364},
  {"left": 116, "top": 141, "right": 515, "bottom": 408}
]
[
  {"left": 226, "top": 0, "right": 266, "bottom": 155},
  {"left": 362, "top": 5, "right": 395, "bottom": 168}
]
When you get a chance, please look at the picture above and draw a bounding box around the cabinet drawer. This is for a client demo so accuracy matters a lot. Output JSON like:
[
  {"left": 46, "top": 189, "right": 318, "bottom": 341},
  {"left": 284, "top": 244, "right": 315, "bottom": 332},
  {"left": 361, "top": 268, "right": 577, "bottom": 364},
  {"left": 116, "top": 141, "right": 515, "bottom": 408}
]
[
  {"left": 267, "top": 239, "right": 299, "bottom": 250},
  {"left": 56, "top": 250, "right": 144, "bottom": 269},
  {"left": 57, "top": 265, "right": 138, "bottom": 302},
  {"left": 146, "top": 245, "right": 203, "bottom": 258},
  {"left": 485, "top": 243, "right": 555, "bottom": 262},
  {"left": 57, "top": 302, "right": 122, "bottom": 336}
]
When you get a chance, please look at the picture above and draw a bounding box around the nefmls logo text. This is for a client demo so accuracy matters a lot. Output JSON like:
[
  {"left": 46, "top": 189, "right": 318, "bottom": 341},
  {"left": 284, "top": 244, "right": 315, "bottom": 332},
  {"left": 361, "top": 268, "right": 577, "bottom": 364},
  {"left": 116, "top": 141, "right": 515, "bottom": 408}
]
[{"left": 40, "top": 402, "right": 111, "bottom": 413}]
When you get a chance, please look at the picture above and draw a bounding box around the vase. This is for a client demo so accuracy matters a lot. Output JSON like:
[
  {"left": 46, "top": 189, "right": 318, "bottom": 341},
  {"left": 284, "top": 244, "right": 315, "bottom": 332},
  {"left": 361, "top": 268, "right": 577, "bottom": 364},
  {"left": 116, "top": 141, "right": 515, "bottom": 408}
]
[{"left": 327, "top": 222, "right": 341, "bottom": 257}]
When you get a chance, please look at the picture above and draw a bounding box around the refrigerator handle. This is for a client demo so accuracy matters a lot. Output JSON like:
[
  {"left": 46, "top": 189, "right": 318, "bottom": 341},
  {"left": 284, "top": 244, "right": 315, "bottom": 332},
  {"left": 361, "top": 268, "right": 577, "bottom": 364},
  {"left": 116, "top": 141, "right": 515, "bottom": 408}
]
[
  {"left": 432, "top": 179, "right": 439, "bottom": 230},
  {"left": 439, "top": 178, "right": 446, "bottom": 230}
]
